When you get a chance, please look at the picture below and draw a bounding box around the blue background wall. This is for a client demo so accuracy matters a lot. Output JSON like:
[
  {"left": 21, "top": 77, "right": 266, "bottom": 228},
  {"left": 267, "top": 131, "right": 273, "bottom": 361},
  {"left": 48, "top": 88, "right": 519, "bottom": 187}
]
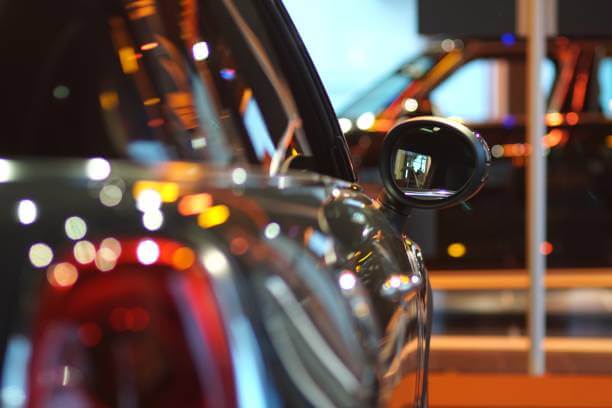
[{"left": 283, "top": 0, "right": 421, "bottom": 111}]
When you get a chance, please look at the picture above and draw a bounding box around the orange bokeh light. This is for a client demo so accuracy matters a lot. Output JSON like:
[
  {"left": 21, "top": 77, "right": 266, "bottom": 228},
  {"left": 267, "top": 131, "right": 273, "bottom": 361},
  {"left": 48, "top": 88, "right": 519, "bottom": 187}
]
[
  {"left": 147, "top": 118, "right": 165, "bottom": 128},
  {"left": 540, "top": 241, "right": 554, "bottom": 256},
  {"left": 172, "top": 247, "right": 196, "bottom": 270},
  {"left": 545, "top": 112, "right": 564, "bottom": 127},
  {"left": 140, "top": 42, "right": 159, "bottom": 51},
  {"left": 543, "top": 129, "right": 567, "bottom": 148},
  {"left": 230, "top": 236, "right": 249, "bottom": 255},
  {"left": 566, "top": 112, "right": 579, "bottom": 125},
  {"left": 47, "top": 262, "right": 79, "bottom": 289},
  {"left": 178, "top": 193, "right": 212, "bottom": 216}
]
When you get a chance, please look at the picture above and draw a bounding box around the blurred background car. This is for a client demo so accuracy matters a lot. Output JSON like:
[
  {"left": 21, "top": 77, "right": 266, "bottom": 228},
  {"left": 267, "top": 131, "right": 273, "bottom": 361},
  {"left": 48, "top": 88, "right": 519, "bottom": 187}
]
[{"left": 340, "top": 36, "right": 612, "bottom": 270}]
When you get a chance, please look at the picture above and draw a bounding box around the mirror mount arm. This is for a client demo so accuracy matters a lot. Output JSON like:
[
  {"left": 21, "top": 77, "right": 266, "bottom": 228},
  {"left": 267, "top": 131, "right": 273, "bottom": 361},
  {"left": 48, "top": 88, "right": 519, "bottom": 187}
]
[{"left": 376, "top": 190, "right": 413, "bottom": 235}]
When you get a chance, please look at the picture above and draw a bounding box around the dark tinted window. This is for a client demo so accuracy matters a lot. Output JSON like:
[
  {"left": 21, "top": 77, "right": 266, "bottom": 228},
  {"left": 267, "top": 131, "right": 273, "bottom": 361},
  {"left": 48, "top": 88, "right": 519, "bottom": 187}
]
[{"left": 0, "top": 0, "right": 311, "bottom": 171}]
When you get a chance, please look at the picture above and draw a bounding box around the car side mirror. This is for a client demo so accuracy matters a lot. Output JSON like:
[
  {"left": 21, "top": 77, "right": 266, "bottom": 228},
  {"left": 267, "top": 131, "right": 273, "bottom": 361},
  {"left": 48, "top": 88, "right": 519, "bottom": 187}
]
[{"left": 378, "top": 116, "right": 490, "bottom": 213}]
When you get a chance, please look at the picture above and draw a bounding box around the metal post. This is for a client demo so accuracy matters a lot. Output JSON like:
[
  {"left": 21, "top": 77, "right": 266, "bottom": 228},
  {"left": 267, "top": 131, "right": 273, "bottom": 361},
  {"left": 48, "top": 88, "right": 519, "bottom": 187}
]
[{"left": 526, "top": 0, "right": 547, "bottom": 376}]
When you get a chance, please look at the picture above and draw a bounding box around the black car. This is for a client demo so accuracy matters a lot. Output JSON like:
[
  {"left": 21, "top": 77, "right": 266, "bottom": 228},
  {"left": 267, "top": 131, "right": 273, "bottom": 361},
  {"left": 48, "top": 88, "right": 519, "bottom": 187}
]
[
  {"left": 0, "top": 1, "right": 488, "bottom": 406},
  {"left": 341, "top": 37, "right": 612, "bottom": 269}
]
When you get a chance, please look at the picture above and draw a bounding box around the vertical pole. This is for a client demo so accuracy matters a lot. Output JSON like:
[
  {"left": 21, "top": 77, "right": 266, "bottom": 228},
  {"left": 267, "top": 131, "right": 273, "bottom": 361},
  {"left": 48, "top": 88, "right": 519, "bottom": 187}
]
[{"left": 526, "top": 0, "right": 547, "bottom": 376}]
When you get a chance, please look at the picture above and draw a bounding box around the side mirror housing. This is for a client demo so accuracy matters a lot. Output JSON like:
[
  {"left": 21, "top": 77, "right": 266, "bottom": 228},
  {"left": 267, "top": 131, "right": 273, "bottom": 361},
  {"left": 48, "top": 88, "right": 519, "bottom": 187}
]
[{"left": 378, "top": 116, "right": 491, "bottom": 213}]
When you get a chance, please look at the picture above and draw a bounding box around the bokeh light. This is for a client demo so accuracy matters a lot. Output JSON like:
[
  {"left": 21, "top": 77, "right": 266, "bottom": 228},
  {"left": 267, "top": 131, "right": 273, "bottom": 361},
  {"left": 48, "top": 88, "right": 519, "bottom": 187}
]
[
  {"left": 29, "top": 243, "right": 53, "bottom": 268},
  {"left": 403, "top": 98, "right": 419, "bottom": 112},
  {"left": 338, "top": 271, "right": 357, "bottom": 291},
  {"left": 136, "top": 189, "right": 162, "bottom": 212},
  {"left": 178, "top": 193, "right": 212, "bottom": 216},
  {"left": 540, "top": 241, "right": 554, "bottom": 256},
  {"left": 65, "top": 216, "right": 87, "bottom": 240},
  {"left": 73, "top": 240, "right": 96, "bottom": 264},
  {"left": 99, "top": 184, "right": 123, "bottom": 207},
  {"left": 338, "top": 117, "right": 353, "bottom": 133},
  {"left": 202, "top": 249, "right": 228, "bottom": 276},
  {"left": 172, "top": 247, "right": 196, "bottom": 270},
  {"left": 86, "top": 158, "right": 111, "bottom": 181},
  {"left": 356, "top": 112, "right": 375, "bottom": 130},
  {"left": 17, "top": 199, "right": 37, "bottom": 225},
  {"left": 447, "top": 242, "right": 467, "bottom": 258},
  {"left": 198, "top": 205, "right": 230, "bottom": 228},
  {"left": 133, "top": 181, "right": 179, "bottom": 204},
  {"left": 47, "top": 262, "right": 78, "bottom": 288},
  {"left": 192, "top": 41, "right": 210, "bottom": 61},
  {"left": 264, "top": 222, "right": 281, "bottom": 239},
  {"left": 232, "top": 168, "right": 247, "bottom": 185},
  {"left": 95, "top": 238, "right": 121, "bottom": 271},
  {"left": 137, "top": 239, "right": 159, "bottom": 265},
  {"left": 142, "top": 210, "right": 164, "bottom": 231}
]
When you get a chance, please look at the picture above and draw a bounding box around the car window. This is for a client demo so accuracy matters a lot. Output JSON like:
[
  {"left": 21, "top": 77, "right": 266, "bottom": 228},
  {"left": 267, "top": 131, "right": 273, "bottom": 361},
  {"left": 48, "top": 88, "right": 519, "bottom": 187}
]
[
  {"left": 598, "top": 57, "right": 612, "bottom": 118},
  {"left": 341, "top": 55, "right": 436, "bottom": 118},
  {"left": 0, "top": 0, "right": 310, "bottom": 173},
  {"left": 430, "top": 58, "right": 556, "bottom": 122}
]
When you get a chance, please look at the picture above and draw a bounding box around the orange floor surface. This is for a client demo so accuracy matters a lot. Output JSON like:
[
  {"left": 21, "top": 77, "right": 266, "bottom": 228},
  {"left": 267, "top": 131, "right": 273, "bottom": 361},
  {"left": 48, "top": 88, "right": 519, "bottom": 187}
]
[{"left": 390, "top": 373, "right": 612, "bottom": 407}]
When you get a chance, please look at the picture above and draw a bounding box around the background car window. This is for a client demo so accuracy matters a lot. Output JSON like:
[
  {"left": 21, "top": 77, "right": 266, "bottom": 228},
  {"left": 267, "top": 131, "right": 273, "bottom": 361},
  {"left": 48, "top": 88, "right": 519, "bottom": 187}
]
[
  {"left": 430, "top": 58, "right": 556, "bottom": 122},
  {"left": 598, "top": 57, "right": 612, "bottom": 118},
  {"left": 341, "top": 55, "right": 435, "bottom": 118}
]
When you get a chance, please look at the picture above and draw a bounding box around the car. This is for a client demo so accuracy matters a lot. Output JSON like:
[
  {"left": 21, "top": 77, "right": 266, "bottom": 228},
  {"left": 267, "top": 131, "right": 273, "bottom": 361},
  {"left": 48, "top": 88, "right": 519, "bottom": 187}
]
[
  {"left": 340, "top": 37, "right": 612, "bottom": 269},
  {"left": 0, "top": 0, "right": 489, "bottom": 406}
]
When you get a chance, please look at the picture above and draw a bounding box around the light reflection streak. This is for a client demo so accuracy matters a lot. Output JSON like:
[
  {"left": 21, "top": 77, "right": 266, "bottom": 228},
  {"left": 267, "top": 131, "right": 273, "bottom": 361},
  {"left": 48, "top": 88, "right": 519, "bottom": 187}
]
[{"left": 0, "top": 159, "right": 13, "bottom": 182}]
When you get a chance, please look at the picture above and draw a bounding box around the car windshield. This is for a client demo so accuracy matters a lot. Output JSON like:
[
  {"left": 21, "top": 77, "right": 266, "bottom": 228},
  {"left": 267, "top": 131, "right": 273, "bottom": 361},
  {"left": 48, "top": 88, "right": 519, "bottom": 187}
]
[
  {"left": 340, "top": 55, "right": 436, "bottom": 119},
  {"left": 0, "top": 0, "right": 311, "bottom": 175}
]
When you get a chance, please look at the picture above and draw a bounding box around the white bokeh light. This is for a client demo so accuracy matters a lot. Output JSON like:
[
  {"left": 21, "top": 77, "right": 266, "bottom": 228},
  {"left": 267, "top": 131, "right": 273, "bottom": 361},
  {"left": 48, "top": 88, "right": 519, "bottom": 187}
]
[
  {"left": 232, "top": 168, "right": 247, "bottom": 185},
  {"left": 338, "top": 118, "right": 353, "bottom": 134},
  {"left": 65, "top": 216, "right": 87, "bottom": 240},
  {"left": 142, "top": 210, "right": 164, "bottom": 231},
  {"left": 137, "top": 239, "right": 160, "bottom": 265},
  {"left": 73, "top": 241, "right": 96, "bottom": 264},
  {"left": 264, "top": 223, "right": 280, "bottom": 239},
  {"left": 86, "top": 158, "right": 111, "bottom": 181},
  {"left": 338, "top": 271, "right": 357, "bottom": 291},
  {"left": 136, "top": 189, "right": 162, "bottom": 212},
  {"left": 29, "top": 243, "right": 54, "bottom": 268},
  {"left": 356, "top": 112, "right": 375, "bottom": 130},
  {"left": 202, "top": 249, "right": 229, "bottom": 276},
  {"left": 17, "top": 200, "right": 37, "bottom": 225},
  {"left": 192, "top": 41, "right": 210, "bottom": 61},
  {"left": 99, "top": 184, "right": 123, "bottom": 207}
]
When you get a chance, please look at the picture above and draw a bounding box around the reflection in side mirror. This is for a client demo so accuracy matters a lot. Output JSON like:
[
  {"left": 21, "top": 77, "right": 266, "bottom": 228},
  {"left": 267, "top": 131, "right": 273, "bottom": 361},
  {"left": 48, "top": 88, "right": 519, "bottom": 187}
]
[
  {"left": 393, "top": 149, "right": 455, "bottom": 199},
  {"left": 379, "top": 116, "right": 490, "bottom": 211}
]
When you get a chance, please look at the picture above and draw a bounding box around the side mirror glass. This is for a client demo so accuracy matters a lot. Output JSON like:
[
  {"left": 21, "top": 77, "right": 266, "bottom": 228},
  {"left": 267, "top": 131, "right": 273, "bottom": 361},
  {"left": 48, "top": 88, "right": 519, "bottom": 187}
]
[{"left": 379, "top": 116, "right": 490, "bottom": 211}]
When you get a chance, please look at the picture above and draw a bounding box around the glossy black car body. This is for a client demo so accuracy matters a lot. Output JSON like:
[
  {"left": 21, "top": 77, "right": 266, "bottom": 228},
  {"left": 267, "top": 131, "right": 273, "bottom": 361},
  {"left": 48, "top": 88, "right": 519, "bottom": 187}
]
[
  {"left": 0, "top": 0, "right": 437, "bottom": 406},
  {"left": 342, "top": 38, "right": 612, "bottom": 269}
]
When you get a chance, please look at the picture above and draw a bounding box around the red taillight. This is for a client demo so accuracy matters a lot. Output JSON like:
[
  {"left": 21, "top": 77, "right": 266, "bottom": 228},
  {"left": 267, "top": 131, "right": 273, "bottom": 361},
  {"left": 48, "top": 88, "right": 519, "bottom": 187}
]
[{"left": 29, "top": 238, "right": 236, "bottom": 407}]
